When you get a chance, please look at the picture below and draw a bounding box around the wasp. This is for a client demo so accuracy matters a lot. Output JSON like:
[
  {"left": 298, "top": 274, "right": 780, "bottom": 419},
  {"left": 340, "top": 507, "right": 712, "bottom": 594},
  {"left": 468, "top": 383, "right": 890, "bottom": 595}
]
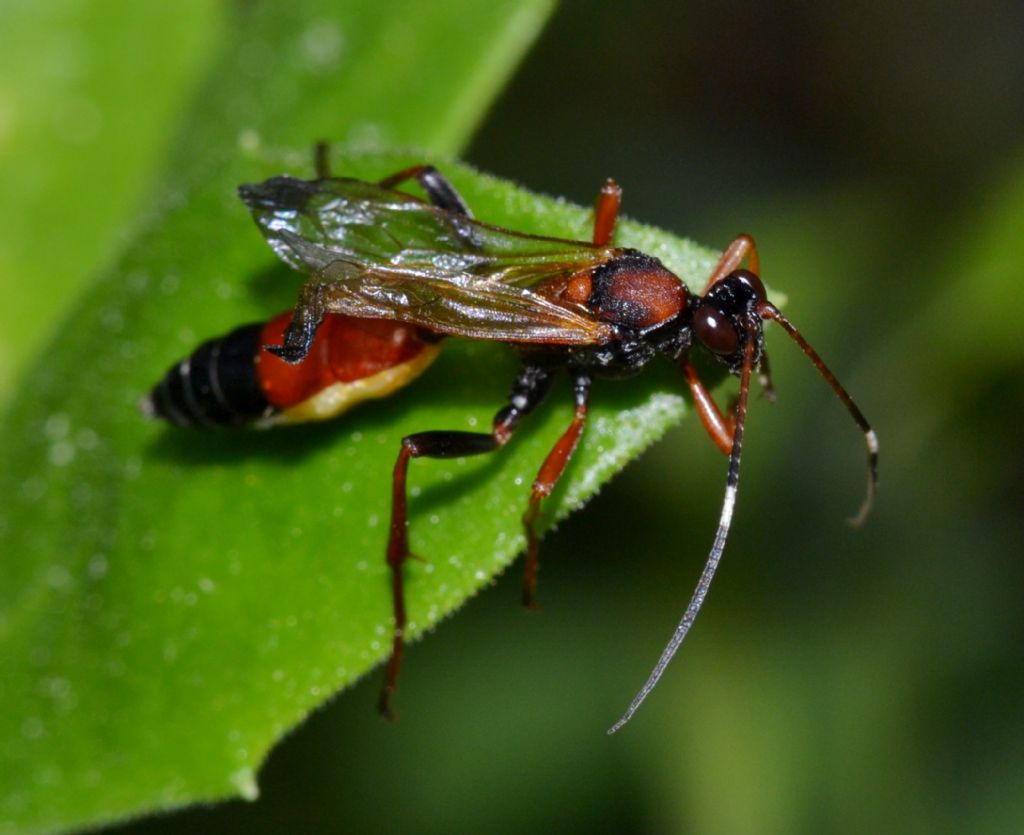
[{"left": 144, "top": 149, "right": 877, "bottom": 732}]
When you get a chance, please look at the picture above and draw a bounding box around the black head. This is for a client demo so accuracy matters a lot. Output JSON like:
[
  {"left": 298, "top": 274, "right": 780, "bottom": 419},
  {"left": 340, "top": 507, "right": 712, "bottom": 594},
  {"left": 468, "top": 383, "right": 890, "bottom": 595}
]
[{"left": 692, "top": 269, "right": 768, "bottom": 373}]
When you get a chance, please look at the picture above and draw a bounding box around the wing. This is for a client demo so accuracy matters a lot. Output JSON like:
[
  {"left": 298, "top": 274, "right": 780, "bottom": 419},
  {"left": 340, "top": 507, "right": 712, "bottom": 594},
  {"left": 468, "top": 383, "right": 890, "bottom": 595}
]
[
  {"left": 294, "top": 258, "right": 615, "bottom": 344},
  {"left": 238, "top": 175, "right": 618, "bottom": 345}
]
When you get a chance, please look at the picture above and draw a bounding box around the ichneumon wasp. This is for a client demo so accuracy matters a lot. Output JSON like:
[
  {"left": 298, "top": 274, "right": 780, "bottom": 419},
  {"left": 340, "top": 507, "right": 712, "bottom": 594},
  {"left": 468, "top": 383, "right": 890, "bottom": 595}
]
[{"left": 144, "top": 147, "right": 878, "bottom": 732}]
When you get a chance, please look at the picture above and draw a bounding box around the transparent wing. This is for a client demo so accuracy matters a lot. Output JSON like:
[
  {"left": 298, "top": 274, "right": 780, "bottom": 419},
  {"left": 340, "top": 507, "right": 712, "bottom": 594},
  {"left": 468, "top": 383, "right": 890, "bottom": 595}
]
[
  {"left": 239, "top": 175, "right": 619, "bottom": 344},
  {"left": 299, "top": 259, "right": 614, "bottom": 344}
]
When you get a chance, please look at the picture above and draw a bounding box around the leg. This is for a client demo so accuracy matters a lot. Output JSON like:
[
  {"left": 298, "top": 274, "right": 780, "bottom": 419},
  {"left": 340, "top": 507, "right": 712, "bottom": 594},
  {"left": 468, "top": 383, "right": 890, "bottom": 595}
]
[
  {"left": 378, "top": 165, "right": 473, "bottom": 217},
  {"left": 593, "top": 179, "right": 622, "bottom": 247},
  {"left": 757, "top": 350, "right": 777, "bottom": 402},
  {"left": 265, "top": 281, "right": 330, "bottom": 364},
  {"left": 521, "top": 372, "right": 591, "bottom": 609},
  {"left": 309, "top": 148, "right": 466, "bottom": 218},
  {"left": 379, "top": 365, "right": 554, "bottom": 718},
  {"left": 681, "top": 359, "right": 734, "bottom": 456},
  {"left": 701, "top": 234, "right": 761, "bottom": 295},
  {"left": 313, "top": 141, "right": 331, "bottom": 178}
]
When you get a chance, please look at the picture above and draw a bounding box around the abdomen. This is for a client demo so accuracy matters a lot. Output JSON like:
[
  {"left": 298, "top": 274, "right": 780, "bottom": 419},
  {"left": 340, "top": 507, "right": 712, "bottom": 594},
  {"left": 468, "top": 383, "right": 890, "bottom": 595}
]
[{"left": 143, "top": 313, "right": 440, "bottom": 428}]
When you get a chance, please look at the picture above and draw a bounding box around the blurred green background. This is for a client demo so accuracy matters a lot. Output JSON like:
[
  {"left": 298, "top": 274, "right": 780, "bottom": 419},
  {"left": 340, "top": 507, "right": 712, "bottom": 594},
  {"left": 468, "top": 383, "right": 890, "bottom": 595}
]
[{"left": 5, "top": 0, "right": 1024, "bottom": 832}]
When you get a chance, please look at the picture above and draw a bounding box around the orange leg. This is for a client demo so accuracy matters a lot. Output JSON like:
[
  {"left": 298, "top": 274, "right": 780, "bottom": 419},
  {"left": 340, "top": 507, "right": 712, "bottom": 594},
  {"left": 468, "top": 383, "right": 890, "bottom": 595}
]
[
  {"left": 682, "top": 360, "right": 735, "bottom": 456},
  {"left": 702, "top": 234, "right": 761, "bottom": 294},
  {"left": 378, "top": 165, "right": 431, "bottom": 189},
  {"left": 382, "top": 421, "right": 515, "bottom": 719},
  {"left": 379, "top": 365, "right": 554, "bottom": 718},
  {"left": 521, "top": 374, "right": 591, "bottom": 608},
  {"left": 592, "top": 179, "right": 622, "bottom": 247}
]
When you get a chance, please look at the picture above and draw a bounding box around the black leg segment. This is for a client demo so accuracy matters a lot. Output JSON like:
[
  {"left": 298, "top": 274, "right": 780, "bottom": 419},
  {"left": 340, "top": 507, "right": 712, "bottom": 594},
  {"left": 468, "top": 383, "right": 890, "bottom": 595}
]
[
  {"left": 378, "top": 165, "right": 473, "bottom": 218},
  {"left": 313, "top": 141, "right": 331, "bottom": 178}
]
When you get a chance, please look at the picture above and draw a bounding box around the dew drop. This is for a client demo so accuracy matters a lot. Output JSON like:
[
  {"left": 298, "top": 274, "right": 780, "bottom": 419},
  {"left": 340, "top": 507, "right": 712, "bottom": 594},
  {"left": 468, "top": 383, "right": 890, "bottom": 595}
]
[
  {"left": 301, "top": 21, "right": 344, "bottom": 72},
  {"left": 46, "top": 565, "right": 72, "bottom": 590},
  {"left": 127, "top": 271, "right": 149, "bottom": 294},
  {"left": 49, "top": 440, "right": 76, "bottom": 467},
  {"left": 75, "top": 428, "right": 98, "bottom": 451},
  {"left": 100, "top": 306, "right": 124, "bottom": 331},
  {"left": 20, "top": 477, "right": 46, "bottom": 503},
  {"left": 238, "top": 128, "right": 261, "bottom": 154},
  {"left": 21, "top": 717, "right": 44, "bottom": 740},
  {"left": 44, "top": 413, "right": 70, "bottom": 439}
]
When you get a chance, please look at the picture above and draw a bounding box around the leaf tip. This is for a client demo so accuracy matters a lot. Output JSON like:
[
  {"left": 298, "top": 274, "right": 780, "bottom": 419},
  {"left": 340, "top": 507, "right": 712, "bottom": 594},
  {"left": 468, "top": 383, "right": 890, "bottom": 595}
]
[{"left": 230, "top": 768, "right": 260, "bottom": 802}]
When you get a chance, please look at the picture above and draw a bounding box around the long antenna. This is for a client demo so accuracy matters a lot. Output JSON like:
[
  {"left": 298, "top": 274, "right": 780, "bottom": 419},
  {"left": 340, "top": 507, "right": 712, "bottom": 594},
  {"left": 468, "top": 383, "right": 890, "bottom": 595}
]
[
  {"left": 608, "top": 338, "right": 756, "bottom": 734},
  {"left": 759, "top": 304, "right": 878, "bottom": 526}
]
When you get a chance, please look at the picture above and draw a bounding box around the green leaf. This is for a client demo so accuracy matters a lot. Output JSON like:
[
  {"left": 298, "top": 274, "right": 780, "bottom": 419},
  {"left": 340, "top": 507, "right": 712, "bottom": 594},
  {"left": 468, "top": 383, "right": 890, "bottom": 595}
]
[
  {"left": 0, "top": 1, "right": 223, "bottom": 403},
  {"left": 0, "top": 143, "right": 719, "bottom": 831},
  {"left": 1, "top": 0, "right": 577, "bottom": 831}
]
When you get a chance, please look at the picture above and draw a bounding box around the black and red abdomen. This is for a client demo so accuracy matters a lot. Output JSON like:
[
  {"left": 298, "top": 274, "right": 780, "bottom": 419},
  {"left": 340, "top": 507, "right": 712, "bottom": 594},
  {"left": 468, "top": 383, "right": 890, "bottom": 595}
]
[
  {"left": 254, "top": 313, "right": 439, "bottom": 424},
  {"left": 144, "top": 313, "right": 440, "bottom": 428}
]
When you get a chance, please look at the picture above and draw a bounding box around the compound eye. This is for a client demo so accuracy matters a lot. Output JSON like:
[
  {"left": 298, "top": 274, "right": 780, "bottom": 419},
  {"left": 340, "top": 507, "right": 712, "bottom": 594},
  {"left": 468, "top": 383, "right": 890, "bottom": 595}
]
[
  {"left": 694, "top": 307, "right": 739, "bottom": 355},
  {"left": 732, "top": 269, "right": 767, "bottom": 303}
]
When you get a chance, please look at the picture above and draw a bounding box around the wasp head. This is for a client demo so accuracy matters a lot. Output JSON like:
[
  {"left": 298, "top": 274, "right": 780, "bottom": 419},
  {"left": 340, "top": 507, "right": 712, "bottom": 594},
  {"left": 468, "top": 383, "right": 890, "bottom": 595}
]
[{"left": 692, "top": 269, "right": 768, "bottom": 374}]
